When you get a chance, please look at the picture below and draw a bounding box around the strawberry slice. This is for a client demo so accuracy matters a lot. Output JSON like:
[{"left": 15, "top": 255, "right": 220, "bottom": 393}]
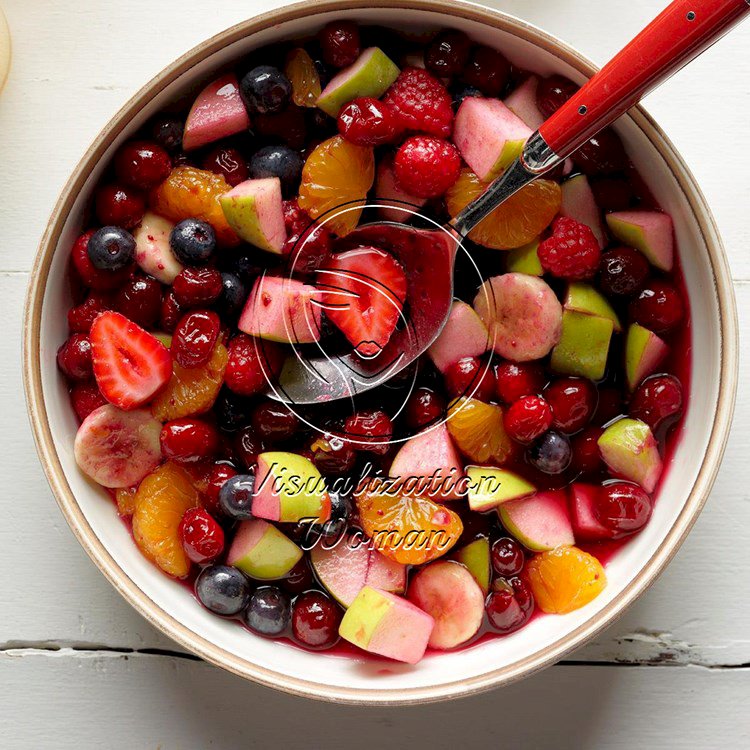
[
  {"left": 90, "top": 311, "right": 172, "bottom": 410},
  {"left": 317, "top": 247, "right": 407, "bottom": 357}
]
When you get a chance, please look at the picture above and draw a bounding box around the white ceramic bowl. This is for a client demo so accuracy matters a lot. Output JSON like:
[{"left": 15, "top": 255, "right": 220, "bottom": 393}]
[{"left": 23, "top": 0, "right": 738, "bottom": 705}]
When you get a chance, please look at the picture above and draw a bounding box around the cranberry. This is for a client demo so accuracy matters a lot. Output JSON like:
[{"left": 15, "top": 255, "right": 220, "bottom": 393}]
[
  {"left": 308, "top": 432, "right": 357, "bottom": 475},
  {"left": 172, "top": 267, "right": 223, "bottom": 307},
  {"left": 69, "top": 381, "right": 107, "bottom": 422},
  {"left": 179, "top": 507, "right": 225, "bottom": 564},
  {"left": 444, "top": 357, "right": 495, "bottom": 402},
  {"left": 225, "top": 334, "right": 285, "bottom": 397},
  {"left": 113, "top": 276, "right": 162, "bottom": 328},
  {"left": 282, "top": 558, "right": 315, "bottom": 595},
  {"left": 594, "top": 482, "right": 652, "bottom": 536},
  {"left": 599, "top": 246, "right": 650, "bottom": 297},
  {"left": 570, "top": 426, "right": 604, "bottom": 475},
  {"left": 56, "top": 334, "right": 92, "bottom": 381},
  {"left": 171, "top": 310, "right": 221, "bottom": 368},
  {"left": 160, "top": 418, "right": 221, "bottom": 463},
  {"left": 495, "top": 362, "right": 546, "bottom": 403},
  {"left": 344, "top": 409, "right": 393, "bottom": 454},
  {"left": 250, "top": 401, "right": 300, "bottom": 443},
  {"left": 202, "top": 146, "right": 248, "bottom": 187},
  {"left": 291, "top": 591, "right": 342, "bottom": 649},
  {"left": 68, "top": 292, "right": 111, "bottom": 333},
  {"left": 233, "top": 427, "right": 264, "bottom": 470},
  {"left": 544, "top": 378, "right": 597, "bottom": 433},
  {"left": 536, "top": 74, "right": 580, "bottom": 118},
  {"left": 253, "top": 105, "right": 307, "bottom": 150},
  {"left": 486, "top": 579, "right": 532, "bottom": 634},
  {"left": 405, "top": 386, "right": 446, "bottom": 430},
  {"left": 114, "top": 140, "right": 171, "bottom": 190},
  {"left": 318, "top": 21, "right": 360, "bottom": 68},
  {"left": 202, "top": 463, "right": 238, "bottom": 517},
  {"left": 630, "top": 374, "right": 683, "bottom": 431},
  {"left": 159, "top": 290, "right": 184, "bottom": 333},
  {"left": 150, "top": 115, "right": 184, "bottom": 153},
  {"left": 463, "top": 45, "right": 511, "bottom": 96},
  {"left": 591, "top": 178, "right": 634, "bottom": 212},
  {"left": 70, "top": 230, "right": 133, "bottom": 291},
  {"left": 509, "top": 575, "right": 534, "bottom": 616},
  {"left": 284, "top": 215, "right": 333, "bottom": 277},
  {"left": 503, "top": 395, "right": 553, "bottom": 444},
  {"left": 491, "top": 537, "right": 525, "bottom": 577},
  {"left": 425, "top": 29, "right": 472, "bottom": 77},
  {"left": 574, "top": 128, "right": 629, "bottom": 176},
  {"left": 337, "top": 97, "right": 399, "bottom": 146},
  {"left": 629, "top": 280, "right": 685, "bottom": 335},
  {"left": 593, "top": 387, "right": 624, "bottom": 426},
  {"left": 94, "top": 183, "right": 145, "bottom": 228}
]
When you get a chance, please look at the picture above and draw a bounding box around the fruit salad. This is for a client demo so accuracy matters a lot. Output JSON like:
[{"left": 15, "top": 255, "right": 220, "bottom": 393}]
[{"left": 59, "top": 21, "right": 689, "bottom": 664}]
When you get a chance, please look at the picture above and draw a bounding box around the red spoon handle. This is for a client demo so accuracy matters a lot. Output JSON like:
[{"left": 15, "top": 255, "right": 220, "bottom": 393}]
[{"left": 538, "top": 0, "right": 750, "bottom": 157}]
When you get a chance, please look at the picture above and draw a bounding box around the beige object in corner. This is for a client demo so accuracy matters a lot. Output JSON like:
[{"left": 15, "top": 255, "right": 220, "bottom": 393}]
[{"left": 0, "top": 8, "right": 10, "bottom": 92}]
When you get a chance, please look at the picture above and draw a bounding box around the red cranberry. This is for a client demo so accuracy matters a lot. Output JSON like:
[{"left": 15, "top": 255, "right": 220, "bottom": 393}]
[
  {"left": 56, "top": 334, "right": 92, "bottom": 381},
  {"left": 308, "top": 432, "right": 357, "bottom": 475},
  {"left": 486, "top": 579, "right": 532, "bottom": 634},
  {"left": 285, "top": 222, "right": 333, "bottom": 277},
  {"left": 160, "top": 418, "right": 221, "bottom": 464},
  {"left": 318, "top": 21, "right": 360, "bottom": 68},
  {"left": 344, "top": 409, "right": 393, "bottom": 454},
  {"left": 253, "top": 105, "right": 307, "bottom": 150},
  {"left": 171, "top": 310, "right": 221, "bottom": 368},
  {"left": 594, "top": 482, "right": 652, "bottom": 536},
  {"left": 444, "top": 357, "right": 495, "bottom": 401},
  {"left": 68, "top": 292, "right": 111, "bottom": 333},
  {"left": 629, "top": 281, "right": 684, "bottom": 335},
  {"left": 71, "top": 230, "right": 133, "bottom": 291},
  {"left": 225, "top": 334, "right": 285, "bottom": 396},
  {"left": 574, "top": 128, "right": 629, "bottom": 176},
  {"left": 113, "top": 276, "right": 162, "bottom": 328},
  {"left": 463, "top": 45, "right": 511, "bottom": 96},
  {"left": 292, "top": 591, "right": 342, "bottom": 649},
  {"left": 114, "top": 140, "right": 171, "bottom": 190},
  {"left": 629, "top": 374, "right": 683, "bottom": 431},
  {"left": 282, "top": 558, "right": 315, "bottom": 595},
  {"left": 405, "top": 386, "right": 446, "bottom": 430},
  {"left": 425, "top": 29, "right": 472, "bottom": 77},
  {"left": 591, "top": 178, "right": 634, "bottom": 212},
  {"left": 172, "top": 267, "right": 223, "bottom": 307},
  {"left": 503, "top": 395, "right": 553, "bottom": 444},
  {"left": 599, "top": 246, "right": 650, "bottom": 297},
  {"left": 233, "top": 427, "right": 264, "bottom": 471},
  {"left": 509, "top": 575, "right": 534, "bottom": 616},
  {"left": 593, "top": 387, "right": 624, "bottom": 426},
  {"left": 337, "top": 97, "right": 399, "bottom": 146},
  {"left": 69, "top": 381, "right": 107, "bottom": 422},
  {"left": 179, "top": 507, "right": 225, "bottom": 564},
  {"left": 491, "top": 537, "right": 525, "bottom": 577},
  {"left": 159, "top": 290, "right": 184, "bottom": 333},
  {"left": 202, "top": 146, "right": 248, "bottom": 187},
  {"left": 495, "top": 362, "right": 545, "bottom": 403},
  {"left": 250, "top": 401, "right": 300, "bottom": 443},
  {"left": 202, "top": 463, "right": 238, "bottom": 517},
  {"left": 536, "top": 74, "right": 580, "bottom": 118},
  {"left": 570, "top": 426, "right": 604, "bottom": 475},
  {"left": 544, "top": 378, "right": 597, "bottom": 433},
  {"left": 94, "top": 183, "right": 145, "bottom": 228}
]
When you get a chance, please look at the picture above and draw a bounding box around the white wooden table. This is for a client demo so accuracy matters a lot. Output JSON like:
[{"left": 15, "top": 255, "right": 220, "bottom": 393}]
[{"left": 1, "top": 1, "right": 748, "bottom": 746}]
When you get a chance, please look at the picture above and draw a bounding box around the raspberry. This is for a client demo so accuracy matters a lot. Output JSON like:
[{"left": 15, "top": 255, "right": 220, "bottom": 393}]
[
  {"left": 393, "top": 135, "right": 460, "bottom": 199},
  {"left": 225, "top": 334, "right": 284, "bottom": 396},
  {"left": 337, "top": 97, "right": 399, "bottom": 146},
  {"left": 537, "top": 217, "right": 601, "bottom": 280},
  {"left": 172, "top": 267, "right": 223, "bottom": 307},
  {"left": 383, "top": 67, "right": 454, "bottom": 138},
  {"left": 503, "top": 395, "right": 553, "bottom": 444}
]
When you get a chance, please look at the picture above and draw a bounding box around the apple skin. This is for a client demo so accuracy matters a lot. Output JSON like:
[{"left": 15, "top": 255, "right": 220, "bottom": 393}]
[
  {"left": 219, "top": 177, "right": 286, "bottom": 253},
  {"left": 605, "top": 210, "right": 674, "bottom": 271},
  {"left": 133, "top": 212, "right": 183, "bottom": 284},
  {"left": 453, "top": 538, "right": 491, "bottom": 594},
  {"left": 506, "top": 239, "right": 543, "bottom": 276},
  {"left": 227, "top": 519, "right": 303, "bottom": 580},
  {"left": 565, "top": 282, "right": 622, "bottom": 332},
  {"left": 498, "top": 490, "right": 575, "bottom": 552},
  {"left": 466, "top": 466, "right": 535, "bottom": 512},
  {"left": 504, "top": 76, "right": 545, "bottom": 129},
  {"left": 428, "top": 300, "right": 490, "bottom": 373},
  {"left": 560, "top": 174, "right": 607, "bottom": 249},
  {"left": 551, "top": 310, "right": 614, "bottom": 381},
  {"left": 625, "top": 323, "right": 669, "bottom": 391},
  {"left": 598, "top": 418, "right": 663, "bottom": 492}
]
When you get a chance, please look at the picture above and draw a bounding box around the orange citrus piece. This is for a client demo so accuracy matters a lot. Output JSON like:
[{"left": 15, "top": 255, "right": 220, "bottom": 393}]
[
  {"left": 527, "top": 546, "right": 607, "bottom": 614},
  {"left": 447, "top": 397, "right": 513, "bottom": 465},
  {"left": 285, "top": 48, "right": 321, "bottom": 107},
  {"left": 446, "top": 168, "right": 561, "bottom": 249},
  {"left": 298, "top": 135, "right": 374, "bottom": 236},
  {"left": 355, "top": 482, "right": 463, "bottom": 565},
  {"left": 115, "top": 486, "right": 137, "bottom": 516},
  {"left": 150, "top": 166, "right": 239, "bottom": 246},
  {"left": 151, "top": 342, "right": 227, "bottom": 421},
  {"left": 132, "top": 462, "right": 200, "bottom": 578}
]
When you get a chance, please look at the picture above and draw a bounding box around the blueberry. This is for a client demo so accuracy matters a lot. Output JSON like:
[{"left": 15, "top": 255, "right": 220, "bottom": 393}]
[
  {"left": 195, "top": 565, "right": 251, "bottom": 615},
  {"left": 240, "top": 65, "right": 292, "bottom": 115},
  {"left": 215, "top": 388, "right": 253, "bottom": 432},
  {"left": 243, "top": 586, "right": 291, "bottom": 636},
  {"left": 248, "top": 145, "right": 304, "bottom": 198},
  {"left": 169, "top": 218, "right": 216, "bottom": 266},
  {"left": 217, "top": 272, "right": 247, "bottom": 317},
  {"left": 87, "top": 226, "right": 135, "bottom": 271},
  {"left": 219, "top": 474, "right": 256, "bottom": 520},
  {"left": 150, "top": 115, "right": 184, "bottom": 153},
  {"left": 527, "top": 430, "right": 572, "bottom": 475}
]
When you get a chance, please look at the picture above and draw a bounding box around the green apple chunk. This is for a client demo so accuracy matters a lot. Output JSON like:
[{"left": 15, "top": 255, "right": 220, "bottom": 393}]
[
  {"left": 227, "top": 519, "right": 302, "bottom": 580},
  {"left": 219, "top": 177, "right": 286, "bottom": 253},
  {"left": 551, "top": 310, "right": 614, "bottom": 381},
  {"left": 253, "top": 451, "right": 330, "bottom": 524},
  {"left": 339, "top": 586, "right": 435, "bottom": 664},
  {"left": 317, "top": 47, "right": 400, "bottom": 117},
  {"left": 498, "top": 490, "right": 575, "bottom": 551},
  {"left": 453, "top": 538, "right": 491, "bottom": 594},
  {"left": 598, "top": 418, "right": 663, "bottom": 492},
  {"left": 625, "top": 323, "right": 669, "bottom": 391},
  {"left": 605, "top": 210, "right": 674, "bottom": 271},
  {"left": 466, "top": 466, "right": 535, "bottom": 512},
  {"left": 506, "top": 239, "right": 543, "bottom": 276},
  {"left": 564, "top": 282, "right": 621, "bottom": 332}
]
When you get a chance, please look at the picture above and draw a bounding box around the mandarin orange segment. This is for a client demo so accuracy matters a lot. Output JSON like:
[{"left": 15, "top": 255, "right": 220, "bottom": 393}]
[
  {"left": 151, "top": 342, "right": 227, "bottom": 421},
  {"left": 298, "top": 135, "right": 374, "bottom": 236},
  {"left": 285, "top": 48, "right": 322, "bottom": 107},
  {"left": 115, "top": 486, "right": 137, "bottom": 516},
  {"left": 354, "top": 482, "right": 463, "bottom": 565},
  {"left": 132, "top": 462, "right": 200, "bottom": 578},
  {"left": 150, "top": 166, "right": 239, "bottom": 246},
  {"left": 447, "top": 397, "right": 513, "bottom": 465},
  {"left": 446, "top": 168, "right": 561, "bottom": 249},
  {"left": 526, "top": 546, "right": 607, "bottom": 614}
]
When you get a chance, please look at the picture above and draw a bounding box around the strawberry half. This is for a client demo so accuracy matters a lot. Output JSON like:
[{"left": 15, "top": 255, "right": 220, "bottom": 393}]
[
  {"left": 90, "top": 311, "right": 173, "bottom": 410},
  {"left": 317, "top": 247, "right": 407, "bottom": 358}
]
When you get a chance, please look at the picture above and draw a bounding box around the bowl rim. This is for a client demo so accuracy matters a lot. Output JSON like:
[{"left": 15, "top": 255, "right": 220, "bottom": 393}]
[{"left": 22, "top": 0, "right": 739, "bottom": 705}]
